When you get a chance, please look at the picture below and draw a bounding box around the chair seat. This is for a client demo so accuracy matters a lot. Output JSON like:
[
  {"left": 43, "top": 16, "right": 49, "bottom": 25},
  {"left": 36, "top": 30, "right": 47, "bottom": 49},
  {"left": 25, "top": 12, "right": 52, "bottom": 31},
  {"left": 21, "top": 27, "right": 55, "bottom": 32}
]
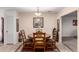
[
  {"left": 24, "top": 39, "right": 33, "bottom": 44},
  {"left": 35, "top": 41, "right": 44, "bottom": 44},
  {"left": 23, "top": 40, "right": 33, "bottom": 49},
  {"left": 24, "top": 42, "right": 33, "bottom": 44}
]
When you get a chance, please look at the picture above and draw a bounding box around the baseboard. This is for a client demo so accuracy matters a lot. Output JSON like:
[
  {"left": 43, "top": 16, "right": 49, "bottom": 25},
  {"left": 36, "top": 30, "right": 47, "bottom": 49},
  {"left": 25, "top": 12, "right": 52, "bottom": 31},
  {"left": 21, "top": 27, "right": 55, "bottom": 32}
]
[{"left": 62, "top": 36, "right": 77, "bottom": 38}]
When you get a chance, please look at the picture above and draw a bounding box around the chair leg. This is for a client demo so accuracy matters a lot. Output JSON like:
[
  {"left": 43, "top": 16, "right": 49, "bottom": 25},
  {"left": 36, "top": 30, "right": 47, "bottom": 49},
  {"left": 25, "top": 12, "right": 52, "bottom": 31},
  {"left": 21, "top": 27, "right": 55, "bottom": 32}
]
[
  {"left": 44, "top": 48, "right": 45, "bottom": 52},
  {"left": 34, "top": 47, "right": 35, "bottom": 52}
]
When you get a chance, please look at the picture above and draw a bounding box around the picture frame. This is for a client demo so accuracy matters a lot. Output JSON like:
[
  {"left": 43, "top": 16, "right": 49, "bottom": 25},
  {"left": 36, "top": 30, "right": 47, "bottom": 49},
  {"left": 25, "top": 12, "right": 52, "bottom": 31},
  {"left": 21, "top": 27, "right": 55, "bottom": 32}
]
[
  {"left": 33, "top": 17, "right": 44, "bottom": 28},
  {"left": 57, "top": 19, "right": 60, "bottom": 32},
  {"left": 16, "top": 19, "right": 19, "bottom": 32},
  {"left": 73, "top": 20, "right": 77, "bottom": 26}
]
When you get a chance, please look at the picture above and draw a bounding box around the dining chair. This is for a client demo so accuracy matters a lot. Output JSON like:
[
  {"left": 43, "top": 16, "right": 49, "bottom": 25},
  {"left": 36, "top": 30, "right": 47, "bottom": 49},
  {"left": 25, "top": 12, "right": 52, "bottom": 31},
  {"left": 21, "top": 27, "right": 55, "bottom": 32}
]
[
  {"left": 52, "top": 28, "right": 57, "bottom": 41},
  {"left": 46, "top": 39, "right": 53, "bottom": 51},
  {"left": 33, "top": 32, "right": 46, "bottom": 52},
  {"left": 21, "top": 30, "right": 33, "bottom": 51},
  {"left": 52, "top": 28, "right": 58, "bottom": 50},
  {"left": 18, "top": 30, "right": 23, "bottom": 42}
]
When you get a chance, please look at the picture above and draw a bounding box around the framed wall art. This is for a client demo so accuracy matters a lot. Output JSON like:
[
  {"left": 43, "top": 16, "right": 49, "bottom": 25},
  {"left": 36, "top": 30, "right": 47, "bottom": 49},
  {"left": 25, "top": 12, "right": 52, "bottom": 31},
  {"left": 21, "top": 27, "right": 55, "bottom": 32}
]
[
  {"left": 73, "top": 20, "right": 77, "bottom": 26},
  {"left": 57, "top": 19, "right": 60, "bottom": 32},
  {"left": 33, "top": 17, "right": 44, "bottom": 28},
  {"left": 16, "top": 19, "right": 19, "bottom": 32}
]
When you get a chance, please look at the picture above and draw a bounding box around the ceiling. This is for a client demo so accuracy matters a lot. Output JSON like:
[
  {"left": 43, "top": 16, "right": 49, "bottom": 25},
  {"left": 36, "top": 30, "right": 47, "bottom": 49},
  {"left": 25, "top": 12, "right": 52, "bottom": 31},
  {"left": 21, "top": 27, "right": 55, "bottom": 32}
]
[
  {"left": 0, "top": 7, "right": 64, "bottom": 13},
  {"left": 62, "top": 11, "right": 77, "bottom": 17}
]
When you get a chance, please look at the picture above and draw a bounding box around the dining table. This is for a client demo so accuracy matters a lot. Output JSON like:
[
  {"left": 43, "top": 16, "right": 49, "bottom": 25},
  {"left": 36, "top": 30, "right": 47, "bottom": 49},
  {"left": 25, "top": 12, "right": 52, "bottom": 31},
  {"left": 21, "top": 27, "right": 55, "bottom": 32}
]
[{"left": 28, "top": 33, "right": 51, "bottom": 39}]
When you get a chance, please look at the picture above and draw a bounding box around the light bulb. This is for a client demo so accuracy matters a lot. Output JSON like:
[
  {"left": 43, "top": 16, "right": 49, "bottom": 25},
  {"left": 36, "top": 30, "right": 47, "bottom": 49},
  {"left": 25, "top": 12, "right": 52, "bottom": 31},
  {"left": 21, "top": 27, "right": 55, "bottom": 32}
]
[{"left": 35, "top": 12, "right": 42, "bottom": 16}]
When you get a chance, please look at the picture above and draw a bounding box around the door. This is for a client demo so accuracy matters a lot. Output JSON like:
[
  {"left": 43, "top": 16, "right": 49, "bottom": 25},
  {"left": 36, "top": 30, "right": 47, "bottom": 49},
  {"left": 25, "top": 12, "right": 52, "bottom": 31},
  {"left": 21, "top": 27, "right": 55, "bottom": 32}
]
[{"left": 4, "top": 15, "right": 14, "bottom": 44}]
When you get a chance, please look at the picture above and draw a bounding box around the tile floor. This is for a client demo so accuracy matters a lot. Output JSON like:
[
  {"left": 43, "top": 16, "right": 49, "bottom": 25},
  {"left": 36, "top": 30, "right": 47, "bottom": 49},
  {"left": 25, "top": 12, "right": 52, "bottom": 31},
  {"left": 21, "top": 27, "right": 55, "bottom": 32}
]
[
  {"left": 0, "top": 42, "right": 74, "bottom": 52},
  {"left": 62, "top": 37, "right": 77, "bottom": 52},
  {"left": 0, "top": 42, "right": 22, "bottom": 52},
  {"left": 56, "top": 43, "right": 72, "bottom": 52}
]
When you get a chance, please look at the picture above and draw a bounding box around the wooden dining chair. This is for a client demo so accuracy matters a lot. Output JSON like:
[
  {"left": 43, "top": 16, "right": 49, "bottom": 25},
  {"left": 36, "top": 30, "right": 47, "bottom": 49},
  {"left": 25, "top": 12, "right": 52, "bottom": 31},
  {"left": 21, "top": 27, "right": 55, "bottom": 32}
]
[
  {"left": 46, "top": 39, "right": 53, "bottom": 51},
  {"left": 18, "top": 30, "right": 23, "bottom": 42},
  {"left": 33, "top": 32, "right": 46, "bottom": 52},
  {"left": 52, "top": 28, "right": 58, "bottom": 50},
  {"left": 21, "top": 30, "right": 33, "bottom": 51},
  {"left": 52, "top": 28, "right": 57, "bottom": 41}
]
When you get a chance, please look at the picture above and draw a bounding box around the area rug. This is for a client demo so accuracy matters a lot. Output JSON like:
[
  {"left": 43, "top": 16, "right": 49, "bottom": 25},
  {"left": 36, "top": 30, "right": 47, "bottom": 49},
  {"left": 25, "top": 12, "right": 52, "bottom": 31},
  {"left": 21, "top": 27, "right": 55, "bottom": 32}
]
[{"left": 21, "top": 48, "right": 60, "bottom": 52}]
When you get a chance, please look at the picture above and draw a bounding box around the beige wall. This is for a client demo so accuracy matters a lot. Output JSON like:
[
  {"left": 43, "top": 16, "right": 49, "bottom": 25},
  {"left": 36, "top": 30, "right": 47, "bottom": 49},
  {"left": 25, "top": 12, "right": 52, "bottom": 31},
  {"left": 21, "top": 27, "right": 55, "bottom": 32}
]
[{"left": 18, "top": 12, "right": 57, "bottom": 38}]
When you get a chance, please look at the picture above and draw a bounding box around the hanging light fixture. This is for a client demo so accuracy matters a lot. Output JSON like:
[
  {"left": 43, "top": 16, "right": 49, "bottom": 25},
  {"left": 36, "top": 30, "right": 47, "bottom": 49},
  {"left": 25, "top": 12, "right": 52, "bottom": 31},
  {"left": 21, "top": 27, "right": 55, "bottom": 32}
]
[{"left": 35, "top": 7, "right": 42, "bottom": 16}]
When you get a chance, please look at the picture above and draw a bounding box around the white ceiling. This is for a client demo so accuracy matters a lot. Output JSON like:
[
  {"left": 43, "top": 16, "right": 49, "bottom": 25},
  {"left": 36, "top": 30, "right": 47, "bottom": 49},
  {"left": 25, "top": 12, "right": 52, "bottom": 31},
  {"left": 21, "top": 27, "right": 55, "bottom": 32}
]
[
  {"left": 0, "top": 7, "right": 64, "bottom": 13},
  {"left": 63, "top": 11, "right": 77, "bottom": 17}
]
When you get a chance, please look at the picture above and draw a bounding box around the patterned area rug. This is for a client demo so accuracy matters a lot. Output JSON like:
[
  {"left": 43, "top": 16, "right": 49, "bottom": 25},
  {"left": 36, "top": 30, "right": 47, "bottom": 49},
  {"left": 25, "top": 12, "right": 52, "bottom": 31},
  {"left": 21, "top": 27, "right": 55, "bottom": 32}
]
[{"left": 21, "top": 48, "right": 60, "bottom": 52}]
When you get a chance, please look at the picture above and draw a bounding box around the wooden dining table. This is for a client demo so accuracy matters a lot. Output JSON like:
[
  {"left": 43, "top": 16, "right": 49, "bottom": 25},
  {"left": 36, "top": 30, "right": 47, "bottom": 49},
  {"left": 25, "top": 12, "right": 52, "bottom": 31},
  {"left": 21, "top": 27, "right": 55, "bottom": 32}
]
[
  {"left": 28, "top": 34, "right": 51, "bottom": 39},
  {"left": 22, "top": 33, "right": 57, "bottom": 51}
]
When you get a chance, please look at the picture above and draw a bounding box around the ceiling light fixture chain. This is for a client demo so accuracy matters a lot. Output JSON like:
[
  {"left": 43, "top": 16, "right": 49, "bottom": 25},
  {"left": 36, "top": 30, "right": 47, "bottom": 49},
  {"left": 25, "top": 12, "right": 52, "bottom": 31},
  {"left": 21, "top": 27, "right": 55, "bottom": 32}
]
[
  {"left": 35, "top": 7, "right": 42, "bottom": 16},
  {"left": 37, "top": 7, "right": 39, "bottom": 13}
]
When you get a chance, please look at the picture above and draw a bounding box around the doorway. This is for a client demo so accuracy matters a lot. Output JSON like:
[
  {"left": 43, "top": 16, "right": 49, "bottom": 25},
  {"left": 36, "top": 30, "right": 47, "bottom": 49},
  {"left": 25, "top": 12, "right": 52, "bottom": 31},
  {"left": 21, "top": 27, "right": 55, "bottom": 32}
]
[
  {"left": 62, "top": 11, "right": 77, "bottom": 52},
  {"left": 57, "top": 19, "right": 60, "bottom": 42},
  {"left": 0, "top": 17, "right": 4, "bottom": 44}
]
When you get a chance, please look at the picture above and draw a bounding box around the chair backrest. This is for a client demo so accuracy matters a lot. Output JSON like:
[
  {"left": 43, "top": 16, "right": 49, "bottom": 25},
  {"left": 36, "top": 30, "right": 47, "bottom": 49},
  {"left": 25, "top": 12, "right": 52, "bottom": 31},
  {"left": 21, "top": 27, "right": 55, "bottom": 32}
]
[
  {"left": 33, "top": 32, "right": 46, "bottom": 46},
  {"left": 18, "top": 30, "right": 23, "bottom": 42},
  {"left": 33, "top": 32, "right": 45, "bottom": 37},
  {"left": 21, "top": 30, "right": 27, "bottom": 43},
  {"left": 33, "top": 32, "right": 46, "bottom": 51},
  {"left": 52, "top": 28, "right": 57, "bottom": 41},
  {"left": 33, "top": 32, "right": 45, "bottom": 40}
]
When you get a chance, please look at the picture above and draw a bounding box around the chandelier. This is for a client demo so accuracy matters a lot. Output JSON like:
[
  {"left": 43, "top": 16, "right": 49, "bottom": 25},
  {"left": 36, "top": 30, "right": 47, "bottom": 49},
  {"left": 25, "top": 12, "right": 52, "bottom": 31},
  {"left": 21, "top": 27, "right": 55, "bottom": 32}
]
[{"left": 35, "top": 7, "right": 42, "bottom": 16}]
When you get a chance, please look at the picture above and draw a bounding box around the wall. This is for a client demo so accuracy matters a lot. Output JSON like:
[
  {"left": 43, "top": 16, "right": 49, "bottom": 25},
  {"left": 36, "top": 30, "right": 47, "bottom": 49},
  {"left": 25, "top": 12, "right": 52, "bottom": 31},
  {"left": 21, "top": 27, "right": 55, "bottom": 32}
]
[
  {"left": 18, "top": 12, "right": 57, "bottom": 38},
  {"left": 62, "top": 15, "right": 77, "bottom": 37}
]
